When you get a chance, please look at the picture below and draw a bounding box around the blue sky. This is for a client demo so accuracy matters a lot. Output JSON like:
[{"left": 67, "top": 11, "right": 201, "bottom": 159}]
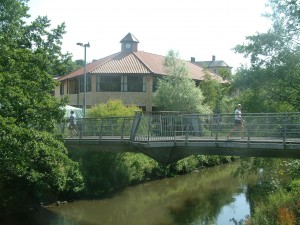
[{"left": 28, "top": 0, "right": 272, "bottom": 72}]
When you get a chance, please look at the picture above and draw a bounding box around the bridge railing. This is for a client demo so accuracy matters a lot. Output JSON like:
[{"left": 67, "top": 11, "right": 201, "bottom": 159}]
[
  {"left": 134, "top": 112, "right": 300, "bottom": 143},
  {"left": 59, "top": 116, "right": 135, "bottom": 140},
  {"left": 60, "top": 112, "right": 300, "bottom": 143}
]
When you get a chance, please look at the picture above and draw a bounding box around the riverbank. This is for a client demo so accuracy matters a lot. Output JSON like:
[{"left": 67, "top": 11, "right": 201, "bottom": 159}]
[
  {"left": 0, "top": 152, "right": 237, "bottom": 217},
  {"left": 2, "top": 156, "right": 299, "bottom": 224},
  {"left": 67, "top": 151, "right": 237, "bottom": 199}
]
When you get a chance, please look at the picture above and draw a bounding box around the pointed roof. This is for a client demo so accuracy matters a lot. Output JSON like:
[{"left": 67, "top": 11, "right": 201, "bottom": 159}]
[
  {"left": 195, "top": 60, "right": 232, "bottom": 69},
  {"left": 58, "top": 50, "right": 224, "bottom": 82},
  {"left": 58, "top": 33, "right": 225, "bottom": 83},
  {"left": 120, "top": 32, "right": 139, "bottom": 43}
]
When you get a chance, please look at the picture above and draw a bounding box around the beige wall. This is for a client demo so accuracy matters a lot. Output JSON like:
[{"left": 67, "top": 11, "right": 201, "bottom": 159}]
[{"left": 55, "top": 74, "right": 155, "bottom": 111}]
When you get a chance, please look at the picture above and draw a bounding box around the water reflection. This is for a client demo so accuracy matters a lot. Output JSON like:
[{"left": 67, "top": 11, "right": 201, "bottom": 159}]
[{"left": 46, "top": 163, "right": 250, "bottom": 225}]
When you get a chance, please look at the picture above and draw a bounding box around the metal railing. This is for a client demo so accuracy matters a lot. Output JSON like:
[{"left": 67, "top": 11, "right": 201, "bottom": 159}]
[
  {"left": 59, "top": 112, "right": 300, "bottom": 144},
  {"left": 59, "top": 116, "right": 135, "bottom": 141},
  {"left": 134, "top": 112, "right": 300, "bottom": 144}
]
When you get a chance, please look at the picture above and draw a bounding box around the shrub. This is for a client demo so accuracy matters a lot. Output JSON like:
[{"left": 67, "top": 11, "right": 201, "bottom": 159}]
[
  {"left": 249, "top": 189, "right": 298, "bottom": 225},
  {"left": 87, "top": 99, "right": 140, "bottom": 117}
]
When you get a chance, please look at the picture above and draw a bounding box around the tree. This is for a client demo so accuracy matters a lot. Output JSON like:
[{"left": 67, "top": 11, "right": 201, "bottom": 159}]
[
  {"left": 232, "top": 0, "right": 300, "bottom": 112},
  {"left": 199, "top": 72, "right": 233, "bottom": 114},
  {"left": 78, "top": 99, "right": 144, "bottom": 198},
  {"left": 153, "top": 50, "right": 211, "bottom": 113},
  {"left": 231, "top": 2, "right": 300, "bottom": 221},
  {"left": 0, "top": 0, "right": 83, "bottom": 214}
]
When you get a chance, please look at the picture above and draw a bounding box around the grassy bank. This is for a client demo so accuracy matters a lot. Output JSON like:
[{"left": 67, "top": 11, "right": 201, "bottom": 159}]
[
  {"left": 246, "top": 180, "right": 300, "bottom": 224},
  {"left": 68, "top": 151, "right": 236, "bottom": 199},
  {"left": 233, "top": 158, "right": 300, "bottom": 225}
]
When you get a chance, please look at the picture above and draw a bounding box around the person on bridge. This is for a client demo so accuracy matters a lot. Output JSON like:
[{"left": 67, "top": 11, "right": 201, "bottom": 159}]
[
  {"left": 69, "top": 110, "right": 78, "bottom": 137},
  {"left": 227, "top": 104, "right": 244, "bottom": 139}
]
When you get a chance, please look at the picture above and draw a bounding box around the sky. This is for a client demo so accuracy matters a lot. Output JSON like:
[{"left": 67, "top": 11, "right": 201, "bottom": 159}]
[{"left": 27, "top": 0, "right": 272, "bottom": 72}]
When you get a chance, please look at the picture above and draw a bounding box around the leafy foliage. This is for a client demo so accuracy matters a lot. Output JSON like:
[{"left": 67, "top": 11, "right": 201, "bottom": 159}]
[
  {"left": 199, "top": 72, "right": 233, "bottom": 114},
  {"left": 248, "top": 189, "right": 298, "bottom": 225},
  {"left": 154, "top": 50, "right": 211, "bottom": 113},
  {"left": 232, "top": 0, "right": 300, "bottom": 112},
  {"left": 87, "top": 99, "right": 141, "bottom": 117},
  {"left": 234, "top": 158, "right": 300, "bottom": 224},
  {"left": 0, "top": 0, "right": 84, "bottom": 214}
]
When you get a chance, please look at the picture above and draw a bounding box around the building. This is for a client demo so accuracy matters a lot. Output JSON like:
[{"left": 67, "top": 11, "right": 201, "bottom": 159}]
[
  {"left": 191, "top": 55, "right": 232, "bottom": 75},
  {"left": 54, "top": 33, "right": 224, "bottom": 112}
]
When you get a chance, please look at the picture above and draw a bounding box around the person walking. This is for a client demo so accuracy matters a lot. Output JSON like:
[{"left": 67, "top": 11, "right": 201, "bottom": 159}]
[
  {"left": 227, "top": 104, "right": 244, "bottom": 139},
  {"left": 69, "top": 110, "right": 78, "bottom": 137}
]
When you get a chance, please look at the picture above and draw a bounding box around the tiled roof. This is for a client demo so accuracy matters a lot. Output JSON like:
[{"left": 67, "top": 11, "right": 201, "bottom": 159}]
[
  {"left": 90, "top": 52, "right": 151, "bottom": 74},
  {"left": 58, "top": 53, "right": 119, "bottom": 80},
  {"left": 196, "top": 60, "right": 232, "bottom": 68},
  {"left": 58, "top": 51, "right": 223, "bottom": 82}
]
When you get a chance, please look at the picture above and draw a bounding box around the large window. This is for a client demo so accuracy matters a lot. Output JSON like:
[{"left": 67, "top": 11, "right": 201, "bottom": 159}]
[
  {"left": 97, "top": 75, "right": 121, "bottom": 92},
  {"left": 80, "top": 75, "right": 91, "bottom": 92},
  {"left": 152, "top": 76, "right": 159, "bottom": 92},
  {"left": 74, "top": 79, "right": 78, "bottom": 94},
  {"left": 67, "top": 79, "right": 78, "bottom": 94},
  {"left": 125, "top": 75, "right": 145, "bottom": 92},
  {"left": 97, "top": 75, "right": 145, "bottom": 92}
]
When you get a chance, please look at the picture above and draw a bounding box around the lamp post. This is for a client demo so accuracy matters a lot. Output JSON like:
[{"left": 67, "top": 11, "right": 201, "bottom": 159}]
[{"left": 76, "top": 42, "right": 90, "bottom": 117}]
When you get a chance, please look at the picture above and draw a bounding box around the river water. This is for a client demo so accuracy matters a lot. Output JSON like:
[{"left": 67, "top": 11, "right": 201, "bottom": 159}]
[{"left": 1, "top": 163, "right": 255, "bottom": 225}]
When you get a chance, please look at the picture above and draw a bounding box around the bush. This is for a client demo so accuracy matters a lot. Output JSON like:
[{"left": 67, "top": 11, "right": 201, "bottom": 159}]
[
  {"left": 0, "top": 120, "right": 84, "bottom": 214},
  {"left": 249, "top": 189, "right": 298, "bottom": 225},
  {"left": 87, "top": 99, "right": 140, "bottom": 117}
]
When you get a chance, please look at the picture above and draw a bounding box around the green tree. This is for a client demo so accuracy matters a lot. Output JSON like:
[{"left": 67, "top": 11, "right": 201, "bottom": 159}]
[
  {"left": 199, "top": 72, "right": 233, "bottom": 114},
  {"left": 153, "top": 50, "right": 211, "bottom": 113},
  {"left": 233, "top": 0, "right": 300, "bottom": 112},
  {"left": 0, "top": 0, "right": 83, "bottom": 214},
  {"left": 231, "top": 2, "right": 300, "bottom": 221},
  {"left": 76, "top": 100, "right": 149, "bottom": 198}
]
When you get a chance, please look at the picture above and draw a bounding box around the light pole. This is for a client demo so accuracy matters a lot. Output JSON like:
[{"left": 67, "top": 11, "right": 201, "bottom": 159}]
[{"left": 76, "top": 42, "right": 90, "bottom": 117}]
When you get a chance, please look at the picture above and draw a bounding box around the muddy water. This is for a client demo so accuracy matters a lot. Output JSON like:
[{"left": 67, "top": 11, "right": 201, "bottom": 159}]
[{"left": 1, "top": 163, "right": 253, "bottom": 225}]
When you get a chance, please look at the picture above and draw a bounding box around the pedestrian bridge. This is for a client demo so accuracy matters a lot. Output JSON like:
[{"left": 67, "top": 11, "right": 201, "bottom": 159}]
[{"left": 60, "top": 112, "right": 300, "bottom": 164}]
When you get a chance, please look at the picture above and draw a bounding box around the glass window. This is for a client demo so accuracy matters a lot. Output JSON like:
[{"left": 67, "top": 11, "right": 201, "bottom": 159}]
[
  {"left": 96, "top": 75, "right": 145, "bottom": 92},
  {"left": 97, "top": 75, "right": 122, "bottom": 92},
  {"left": 74, "top": 79, "right": 78, "bottom": 94},
  {"left": 121, "top": 76, "right": 127, "bottom": 92},
  {"left": 68, "top": 79, "right": 78, "bottom": 94},
  {"left": 80, "top": 75, "right": 91, "bottom": 93},
  {"left": 152, "top": 76, "right": 159, "bottom": 92},
  {"left": 60, "top": 83, "right": 64, "bottom": 95},
  {"left": 125, "top": 75, "right": 145, "bottom": 92}
]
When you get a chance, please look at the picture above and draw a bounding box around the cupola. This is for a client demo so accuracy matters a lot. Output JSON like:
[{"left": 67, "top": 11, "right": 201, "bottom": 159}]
[{"left": 120, "top": 32, "right": 139, "bottom": 53}]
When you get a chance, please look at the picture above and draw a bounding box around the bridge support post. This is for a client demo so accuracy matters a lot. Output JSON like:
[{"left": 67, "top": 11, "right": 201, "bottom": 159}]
[
  {"left": 247, "top": 114, "right": 251, "bottom": 145},
  {"left": 215, "top": 114, "right": 220, "bottom": 143},
  {"left": 130, "top": 111, "right": 142, "bottom": 142},
  {"left": 283, "top": 113, "right": 287, "bottom": 145}
]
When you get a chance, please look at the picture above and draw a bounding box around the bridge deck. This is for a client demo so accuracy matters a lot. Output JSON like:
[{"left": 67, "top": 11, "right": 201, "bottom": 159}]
[{"left": 61, "top": 112, "right": 300, "bottom": 164}]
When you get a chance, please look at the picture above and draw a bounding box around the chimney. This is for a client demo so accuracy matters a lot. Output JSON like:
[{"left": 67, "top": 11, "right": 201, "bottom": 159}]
[
  {"left": 212, "top": 55, "right": 216, "bottom": 61},
  {"left": 191, "top": 57, "right": 195, "bottom": 63}
]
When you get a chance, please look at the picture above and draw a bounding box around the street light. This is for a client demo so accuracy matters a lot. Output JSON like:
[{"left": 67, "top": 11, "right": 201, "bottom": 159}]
[{"left": 76, "top": 42, "right": 90, "bottom": 117}]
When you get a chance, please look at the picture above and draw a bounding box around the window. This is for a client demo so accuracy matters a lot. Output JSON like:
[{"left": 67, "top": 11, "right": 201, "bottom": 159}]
[
  {"left": 60, "top": 83, "right": 64, "bottom": 95},
  {"left": 67, "top": 79, "right": 78, "bottom": 94},
  {"left": 80, "top": 75, "right": 91, "bottom": 92},
  {"left": 97, "top": 75, "right": 145, "bottom": 92},
  {"left": 152, "top": 76, "right": 159, "bottom": 92},
  {"left": 97, "top": 75, "right": 121, "bottom": 92},
  {"left": 125, "top": 75, "right": 145, "bottom": 92},
  {"left": 74, "top": 79, "right": 78, "bottom": 94}
]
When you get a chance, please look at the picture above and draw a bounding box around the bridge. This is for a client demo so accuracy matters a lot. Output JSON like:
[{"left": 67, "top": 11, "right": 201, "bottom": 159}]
[{"left": 60, "top": 112, "right": 300, "bottom": 164}]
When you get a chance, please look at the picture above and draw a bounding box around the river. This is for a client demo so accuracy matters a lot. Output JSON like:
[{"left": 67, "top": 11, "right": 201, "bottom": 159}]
[{"left": 0, "top": 163, "right": 255, "bottom": 225}]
